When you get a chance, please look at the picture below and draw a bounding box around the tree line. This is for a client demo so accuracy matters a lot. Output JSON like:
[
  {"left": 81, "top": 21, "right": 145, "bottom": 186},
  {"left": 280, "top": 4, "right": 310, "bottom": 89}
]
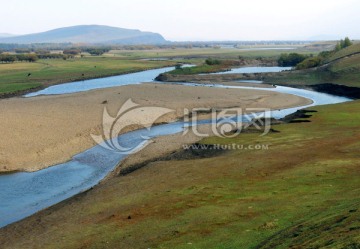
[
  {"left": 0, "top": 47, "right": 112, "bottom": 63},
  {"left": 278, "top": 37, "right": 354, "bottom": 70},
  {"left": 335, "top": 37, "right": 352, "bottom": 51},
  {"left": 278, "top": 53, "right": 310, "bottom": 67},
  {"left": 0, "top": 53, "right": 38, "bottom": 63}
]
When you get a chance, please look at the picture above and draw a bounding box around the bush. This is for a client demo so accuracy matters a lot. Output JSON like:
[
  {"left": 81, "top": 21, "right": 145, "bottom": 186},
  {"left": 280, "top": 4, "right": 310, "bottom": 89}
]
[
  {"left": 63, "top": 49, "right": 81, "bottom": 55},
  {"left": 84, "top": 48, "right": 110, "bottom": 56},
  {"left": 278, "top": 53, "right": 308, "bottom": 67},
  {"left": 0, "top": 54, "right": 17, "bottom": 63},
  {"left": 175, "top": 64, "right": 182, "bottom": 70},
  {"left": 0, "top": 53, "right": 38, "bottom": 63},
  {"left": 296, "top": 57, "right": 322, "bottom": 70},
  {"left": 205, "top": 58, "right": 221, "bottom": 65},
  {"left": 37, "top": 53, "right": 67, "bottom": 59}
]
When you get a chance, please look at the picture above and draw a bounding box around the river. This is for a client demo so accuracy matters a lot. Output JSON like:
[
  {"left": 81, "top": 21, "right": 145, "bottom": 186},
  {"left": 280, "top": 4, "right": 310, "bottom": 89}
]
[{"left": 0, "top": 66, "right": 352, "bottom": 228}]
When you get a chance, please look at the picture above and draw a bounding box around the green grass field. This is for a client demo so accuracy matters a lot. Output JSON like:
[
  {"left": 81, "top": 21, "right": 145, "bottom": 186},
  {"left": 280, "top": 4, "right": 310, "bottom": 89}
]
[
  {"left": 2, "top": 100, "right": 359, "bottom": 249},
  {"left": 0, "top": 47, "right": 319, "bottom": 96},
  {"left": 107, "top": 47, "right": 314, "bottom": 60},
  {"left": 324, "top": 43, "right": 360, "bottom": 63},
  {"left": 0, "top": 57, "right": 176, "bottom": 95},
  {"left": 264, "top": 44, "right": 360, "bottom": 87}
]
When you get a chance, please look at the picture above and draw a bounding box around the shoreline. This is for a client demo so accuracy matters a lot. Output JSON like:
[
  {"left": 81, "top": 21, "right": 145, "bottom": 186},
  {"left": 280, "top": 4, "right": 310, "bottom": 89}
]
[
  {"left": 0, "top": 63, "right": 176, "bottom": 99},
  {"left": 155, "top": 72, "right": 360, "bottom": 99},
  {"left": 1, "top": 100, "right": 358, "bottom": 248},
  {"left": 0, "top": 82, "right": 312, "bottom": 173},
  {"left": 0, "top": 106, "right": 325, "bottom": 230}
]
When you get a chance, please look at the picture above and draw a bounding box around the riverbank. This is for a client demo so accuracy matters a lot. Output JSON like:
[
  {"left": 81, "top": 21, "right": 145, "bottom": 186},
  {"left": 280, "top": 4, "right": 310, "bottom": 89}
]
[
  {"left": 0, "top": 82, "right": 311, "bottom": 172},
  {"left": 1, "top": 100, "right": 358, "bottom": 248},
  {"left": 0, "top": 57, "right": 177, "bottom": 96},
  {"left": 155, "top": 72, "right": 360, "bottom": 99}
]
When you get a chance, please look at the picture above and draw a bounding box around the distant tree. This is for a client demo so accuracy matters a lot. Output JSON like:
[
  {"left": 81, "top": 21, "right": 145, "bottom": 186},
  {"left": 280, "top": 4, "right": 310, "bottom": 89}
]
[
  {"left": 84, "top": 48, "right": 110, "bottom": 56},
  {"left": 15, "top": 48, "right": 31, "bottom": 53},
  {"left": 35, "top": 49, "right": 50, "bottom": 54},
  {"left": 335, "top": 37, "right": 353, "bottom": 51},
  {"left": 205, "top": 58, "right": 221, "bottom": 65},
  {"left": 343, "top": 37, "right": 352, "bottom": 48},
  {"left": 27, "top": 54, "right": 38, "bottom": 62},
  {"left": 335, "top": 43, "right": 341, "bottom": 51},
  {"left": 296, "top": 57, "right": 321, "bottom": 70},
  {"left": 339, "top": 39, "right": 345, "bottom": 49},
  {"left": 278, "top": 53, "right": 308, "bottom": 67},
  {"left": 175, "top": 64, "right": 183, "bottom": 70},
  {"left": 63, "top": 49, "right": 81, "bottom": 55},
  {"left": 37, "top": 53, "right": 66, "bottom": 59},
  {"left": 0, "top": 54, "right": 17, "bottom": 63}
]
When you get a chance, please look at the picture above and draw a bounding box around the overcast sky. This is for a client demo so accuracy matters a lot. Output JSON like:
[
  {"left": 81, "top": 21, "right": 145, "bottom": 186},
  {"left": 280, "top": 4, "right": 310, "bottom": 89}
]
[{"left": 1, "top": 0, "right": 359, "bottom": 41}]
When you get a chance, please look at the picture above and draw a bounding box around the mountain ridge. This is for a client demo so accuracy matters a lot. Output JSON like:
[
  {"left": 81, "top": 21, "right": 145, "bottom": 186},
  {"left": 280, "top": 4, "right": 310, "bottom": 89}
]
[
  {"left": 0, "top": 25, "right": 167, "bottom": 44},
  {"left": 0, "top": 33, "right": 16, "bottom": 38}
]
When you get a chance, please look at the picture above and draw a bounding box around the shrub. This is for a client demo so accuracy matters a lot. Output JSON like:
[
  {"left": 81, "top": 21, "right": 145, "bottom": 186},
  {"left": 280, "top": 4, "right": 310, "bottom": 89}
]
[
  {"left": 296, "top": 57, "right": 322, "bottom": 70},
  {"left": 0, "top": 53, "right": 38, "bottom": 63},
  {"left": 84, "top": 48, "right": 110, "bottom": 56},
  {"left": 205, "top": 58, "right": 221, "bottom": 65},
  {"left": 0, "top": 54, "right": 17, "bottom": 63},
  {"left": 278, "top": 53, "right": 308, "bottom": 67},
  {"left": 63, "top": 49, "right": 81, "bottom": 55}
]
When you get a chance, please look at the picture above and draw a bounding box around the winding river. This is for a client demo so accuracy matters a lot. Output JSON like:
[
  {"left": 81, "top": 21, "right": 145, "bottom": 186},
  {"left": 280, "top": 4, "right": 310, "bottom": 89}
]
[
  {"left": 208, "top": 66, "right": 292, "bottom": 74},
  {"left": 0, "top": 66, "right": 352, "bottom": 228}
]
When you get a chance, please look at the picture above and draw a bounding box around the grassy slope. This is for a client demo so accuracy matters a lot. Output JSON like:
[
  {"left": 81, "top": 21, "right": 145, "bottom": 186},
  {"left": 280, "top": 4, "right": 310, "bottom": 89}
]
[
  {"left": 1, "top": 100, "right": 359, "bottom": 249},
  {"left": 324, "top": 43, "right": 360, "bottom": 63},
  {"left": 0, "top": 57, "right": 176, "bottom": 94},
  {"left": 265, "top": 44, "right": 360, "bottom": 87}
]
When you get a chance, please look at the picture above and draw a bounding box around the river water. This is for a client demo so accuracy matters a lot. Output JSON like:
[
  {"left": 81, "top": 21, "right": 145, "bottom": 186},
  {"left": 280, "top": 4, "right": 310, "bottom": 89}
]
[
  {"left": 25, "top": 66, "right": 176, "bottom": 97},
  {"left": 209, "top": 66, "right": 292, "bottom": 74},
  {"left": 0, "top": 67, "right": 352, "bottom": 228}
]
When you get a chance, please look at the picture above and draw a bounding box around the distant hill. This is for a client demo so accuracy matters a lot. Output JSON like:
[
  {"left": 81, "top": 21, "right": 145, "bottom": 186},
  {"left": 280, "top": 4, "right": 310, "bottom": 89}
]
[
  {"left": 0, "top": 25, "right": 167, "bottom": 45},
  {"left": 0, "top": 33, "right": 16, "bottom": 38}
]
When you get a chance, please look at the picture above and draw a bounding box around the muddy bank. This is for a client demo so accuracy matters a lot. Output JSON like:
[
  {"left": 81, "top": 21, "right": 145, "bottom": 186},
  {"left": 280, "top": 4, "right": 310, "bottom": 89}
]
[
  {"left": 0, "top": 85, "right": 44, "bottom": 99},
  {"left": 307, "top": 83, "right": 360, "bottom": 99},
  {"left": 156, "top": 73, "right": 360, "bottom": 99},
  {"left": 119, "top": 108, "right": 317, "bottom": 177},
  {"left": 155, "top": 72, "right": 266, "bottom": 82},
  {"left": 273, "top": 83, "right": 360, "bottom": 99},
  {"left": 119, "top": 143, "right": 227, "bottom": 176},
  {"left": 280, "top": 109, "right": 317, "bottom": 123}
]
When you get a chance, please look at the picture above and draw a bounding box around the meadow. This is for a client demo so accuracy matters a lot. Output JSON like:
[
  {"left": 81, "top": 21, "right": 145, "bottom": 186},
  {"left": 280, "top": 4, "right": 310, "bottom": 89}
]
[
  {"left": 0, "top": 57, "right": 176, "bottom": 95},
  {"left": 263, "top": 44, "right": 360, "bottom": 87},
  {"left": 107, "top": 47, "right": 315, "bottom": 60},
  {"left": 0, "top": 46, "right": 322, "bottom": 96}
]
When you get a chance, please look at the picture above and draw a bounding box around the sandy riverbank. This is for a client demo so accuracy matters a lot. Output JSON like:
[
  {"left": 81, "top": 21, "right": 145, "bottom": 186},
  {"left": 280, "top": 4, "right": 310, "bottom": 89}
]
[{"left": 0, "top": 83, "right": 312, "bottom": 172}]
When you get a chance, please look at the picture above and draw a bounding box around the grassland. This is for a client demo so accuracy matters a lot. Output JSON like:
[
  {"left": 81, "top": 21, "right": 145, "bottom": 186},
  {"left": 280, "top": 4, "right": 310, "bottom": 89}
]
[
  {"left": 147, "top": 44, "right": 360, "bottom": 89},
  {"left": 324, "top": 43, "right": 360, "bottom": 63},
  {"left": 0, "top": 46, "right": 319, "bottom": 96},
  {"left": 107, "top": 47, "right": 314, "bottom": 60},
  {"left": 1, "top": 100, "right": 359, "bottom": 248},
  {"left": 263, "top": 44, "right": 360, "bottom": 88},
  {"left": 0, "top": 57, "right": 176, "bottom": 95}
]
